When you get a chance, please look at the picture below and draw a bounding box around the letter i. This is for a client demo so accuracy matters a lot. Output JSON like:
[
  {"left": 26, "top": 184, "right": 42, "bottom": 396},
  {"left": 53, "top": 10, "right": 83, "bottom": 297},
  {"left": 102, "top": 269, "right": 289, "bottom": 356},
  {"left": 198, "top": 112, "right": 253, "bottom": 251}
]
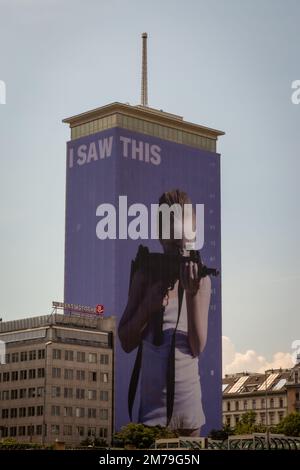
[
  {"left": 69, "top": 148, "right": 74, "bottom": 168},
  {"left": 145, "top": 143, "right": 150, "bottom": 163}
]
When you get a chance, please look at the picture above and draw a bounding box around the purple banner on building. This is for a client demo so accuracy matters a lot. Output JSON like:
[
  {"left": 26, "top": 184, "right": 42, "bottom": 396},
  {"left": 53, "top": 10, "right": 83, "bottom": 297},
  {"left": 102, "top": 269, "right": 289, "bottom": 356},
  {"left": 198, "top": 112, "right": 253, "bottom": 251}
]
[{"left": 64, "top": 127, "right": 222, "bottom": 436}]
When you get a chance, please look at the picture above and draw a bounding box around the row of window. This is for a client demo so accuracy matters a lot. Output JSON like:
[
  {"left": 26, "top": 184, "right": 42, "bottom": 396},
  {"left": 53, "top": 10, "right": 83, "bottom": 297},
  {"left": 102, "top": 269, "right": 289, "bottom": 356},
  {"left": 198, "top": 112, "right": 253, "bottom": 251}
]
[
  {"left": 4, "top": 350, "right": 45, "bottom": 363},
  {"left": 2, "top": 406, "right": 44, "bottom": 419},
  {"left": 50, "top": 406, "right": 108, "bottom": 419},
  {"left": 1, "top": 406, "right": 109, "bottom": 420},
  {"left": 50, "top": 387, "right": 109, "bottom": 400},
  {"left": 0, "top": 386, "right": 109, "bottom": 401},
  {"left": 0, "top": 425, "right": 108, "bottom": 439},
  {"left": 52, "top": 349, "right": 109, "bottom": 364},
  {"left": 0, "top": 369, "right": 109, "bottom": 383},
  {"left": 225, "top": 397, "right": 285, "bottom": 412},
  {"left": 225, "top": 410, "right": 285, "bottom": 427},
  {"left": 2, "top": 350, "right": 109, "bottom": 365},
  {"left": 51, "top": 368, "right": 100, "bottom": 381},
  {"left": 0, "top": 369, "right": 45, "bottom": 382}
]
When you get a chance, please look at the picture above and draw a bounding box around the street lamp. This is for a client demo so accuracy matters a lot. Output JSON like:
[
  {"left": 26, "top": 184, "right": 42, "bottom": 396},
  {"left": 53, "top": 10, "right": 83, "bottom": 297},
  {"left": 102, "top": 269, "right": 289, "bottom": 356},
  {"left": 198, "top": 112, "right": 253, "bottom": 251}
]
[
  {"left": 42, "top": 341, "right": 52, "bottom": 446},
  {"left": 264, "top": 370, "right": 270, "bottom": 450}
]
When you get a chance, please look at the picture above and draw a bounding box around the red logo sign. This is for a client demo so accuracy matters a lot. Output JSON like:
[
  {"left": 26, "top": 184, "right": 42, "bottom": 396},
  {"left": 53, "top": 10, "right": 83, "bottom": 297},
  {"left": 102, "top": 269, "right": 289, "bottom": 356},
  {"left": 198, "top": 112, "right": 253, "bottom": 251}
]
[{"left": 96, "top": 304, "right": 104, "bottom": 315}]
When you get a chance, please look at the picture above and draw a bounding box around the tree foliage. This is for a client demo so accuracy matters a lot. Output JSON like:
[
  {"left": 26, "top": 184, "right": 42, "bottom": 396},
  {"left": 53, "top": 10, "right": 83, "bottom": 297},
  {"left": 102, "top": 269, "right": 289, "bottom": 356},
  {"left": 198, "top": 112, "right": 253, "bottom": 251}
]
[
  {"left": 113, "top": 423, "right": 177, "bottom": 449},
  {"left": 276, "top": 412, "right": 300, "bottom": 437}
]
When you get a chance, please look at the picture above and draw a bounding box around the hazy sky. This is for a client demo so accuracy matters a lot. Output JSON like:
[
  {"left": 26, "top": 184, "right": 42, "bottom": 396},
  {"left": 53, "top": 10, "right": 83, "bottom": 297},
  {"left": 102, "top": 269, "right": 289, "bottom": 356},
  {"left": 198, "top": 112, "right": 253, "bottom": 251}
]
[{"left": 0, "top": 0, "right": 299, "bottom": 371}]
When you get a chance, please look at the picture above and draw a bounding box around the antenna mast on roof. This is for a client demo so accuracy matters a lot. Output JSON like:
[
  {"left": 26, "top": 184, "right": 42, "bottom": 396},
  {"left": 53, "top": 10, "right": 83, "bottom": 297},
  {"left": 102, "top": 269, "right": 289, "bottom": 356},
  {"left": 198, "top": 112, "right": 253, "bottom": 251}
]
[{"left": 141, "top": 32, "right": 148, "bottom": 107}]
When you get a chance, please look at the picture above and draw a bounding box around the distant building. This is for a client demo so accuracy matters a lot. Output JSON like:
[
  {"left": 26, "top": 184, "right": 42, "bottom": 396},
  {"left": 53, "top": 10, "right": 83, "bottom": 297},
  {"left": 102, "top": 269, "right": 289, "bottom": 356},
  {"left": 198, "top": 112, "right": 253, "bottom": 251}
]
[
  {"left": 222, "top": 362, "right": 300, "bottom": 428},
  {"left": 0, "top": 313, "right": 115, "bottom": 446}
]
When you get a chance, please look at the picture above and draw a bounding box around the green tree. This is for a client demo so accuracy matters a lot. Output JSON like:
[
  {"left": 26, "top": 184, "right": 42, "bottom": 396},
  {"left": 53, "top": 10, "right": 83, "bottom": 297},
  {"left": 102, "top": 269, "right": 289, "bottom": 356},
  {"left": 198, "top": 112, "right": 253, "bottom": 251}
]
[
  {"left": 234, "top": 410, "right": 266, "bottom": 435},
  {"left": 276, "top": 412, "right": 300, "bottom": 437},
  {"left": 113, "top": 423, "right": 177, "bottom": 449}
]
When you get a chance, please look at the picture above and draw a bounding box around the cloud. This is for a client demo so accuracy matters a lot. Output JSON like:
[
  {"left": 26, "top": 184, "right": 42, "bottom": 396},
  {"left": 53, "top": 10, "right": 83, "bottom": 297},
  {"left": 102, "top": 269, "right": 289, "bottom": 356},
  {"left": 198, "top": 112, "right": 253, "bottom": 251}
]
[{"left": 222, "top": 336, "right": 294, "bottom": 376}]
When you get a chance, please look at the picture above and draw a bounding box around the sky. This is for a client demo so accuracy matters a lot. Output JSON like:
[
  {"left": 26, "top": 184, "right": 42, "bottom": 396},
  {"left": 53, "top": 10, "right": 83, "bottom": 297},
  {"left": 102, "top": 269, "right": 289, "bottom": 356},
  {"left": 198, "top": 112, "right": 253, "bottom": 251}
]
[{"left": 0, "top": 0, "right": 299, "bottom": 375}]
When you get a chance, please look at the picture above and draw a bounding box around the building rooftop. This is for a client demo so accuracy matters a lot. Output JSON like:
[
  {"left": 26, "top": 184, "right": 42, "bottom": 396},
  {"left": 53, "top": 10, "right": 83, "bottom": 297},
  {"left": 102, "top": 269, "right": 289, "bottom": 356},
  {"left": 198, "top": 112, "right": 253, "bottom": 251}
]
[
  {"left": 63, "top": 101, "right": 225, "bottom": 140},
  {"left": 223, "top": 366, "right": 300, "bottom": 396}
]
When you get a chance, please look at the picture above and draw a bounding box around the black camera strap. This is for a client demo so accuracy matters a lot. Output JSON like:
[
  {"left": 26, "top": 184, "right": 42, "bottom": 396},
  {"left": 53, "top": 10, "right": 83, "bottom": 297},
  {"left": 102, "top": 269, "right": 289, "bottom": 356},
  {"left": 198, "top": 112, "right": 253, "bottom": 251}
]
[
  {"left": 128, "top": 281, "right": 184, "bottom": 427},
  {"left": 166, "top": 282, "right": 183, "bottom": 426}
]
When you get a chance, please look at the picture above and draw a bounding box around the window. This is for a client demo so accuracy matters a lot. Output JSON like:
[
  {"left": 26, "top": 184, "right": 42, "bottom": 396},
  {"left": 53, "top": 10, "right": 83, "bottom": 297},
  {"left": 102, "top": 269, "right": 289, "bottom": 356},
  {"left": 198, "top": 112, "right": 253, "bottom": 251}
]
[
  {"left": 260, "top": 413, "right": 266, "bottom": 424},
  {"left": 235, "top": 401, "right": 239, "bottom": 411},
  {"left": 75, "top": 407, "right": 85, "bottom": 418},
  {"left": 269, "top": 412, "right": 275, "bottom": 425},
  {"left": 76, "top": 370, "right": 85, "bottom": 381},
  {"left": 5, "top": 354, "right": 10, "bottom": 363},
  {"left": 243, "top": 400, "right": 248, "bottom": 410},
  {"left": 235, "top": 415, "right": 240, "bottom": 425},
  {"left": 19, "top": 389, "right": 26, "bottom": 399},
  {"left": 279, "top": 398, "right": 284, "bottom": 408},
  {"left": 12, "top": 352, "right": 19, "bottom": 363},
  {"left": 20, "top": 370, "right": 27, "bottom": 380},
  {"left": 2, "top": 409, "right": 9, "bottom": 419},
  {"left": 2, "top": 427, "right": 8, "bottom": 437},
  {"left": 76, "top": 389, "right": 85, "bottom": 399},
  {"left": 3, "top": 372, "right": 10, "bottom": 382},
  {"left": 99, "top": 427, "right": 108, "bottom": 439},
  {"left": 28, "top": 388, "right": 36, "bottom": 398},
  {"left": 27, "top": 425, "right": 34, "bottom": 436},
  {"left": 252, "top": 399, "right": 256, "bottom": 410},
  {"left": 11, "top": 389, "right": 18, "bottom": 399},
  {"left": 52, "top": 367, "right": 61, "bottom": 379},
  {"left": 20, "top": 351, "right": 27, "bottom": 362},
  {"left": 38, "top": 368, "right": 45, "bottom": 378},
  {"left": 77, "top": 352, "right": 85, "bottom": 363},
  {"left": 88, "top": 427, "right": 96, "bottom": 437},
  {"left": 100, "top": 409, "right": 108, "bottom": 420},
  {"left": 100, "top": 354, "right": 109, "bottom": 365},
  {"left": 63, "top": 425, "right": 72, "bottom": 436},
  {"left": 51, "top": 386, "right": 61, "bottom": 398},
  {"left": 64, "top": 369, "right": 74, "bottom": 380},
  {"left": 10, "top": 427, "right": 17, "bottom": 437},
  {"left": 51, "top": 406, "right": 60, "bottom": 416},
  {"left": 89, "top": 371, "right": 97, "bottom": 382},
  {"left": 28, "top": 407, "right": 35, "bottom": 417},
  {"left": 100, "top": 390, "right": 109, "bottom": 401},
  {"left": 2, "top": 390, "right": 9, "bottom": 400},
  {"left": 88, "top": 390, "right": 96, "bottom": 400},
  {"left": 77, "top": 426, "right": 85, "bottom": 437},
  {"left": 64, "top": 388, "right": 73, "bottom": 399},
  {"left": 29, "top": 369, "right": 36, "bottom": 379},
  {"left": 37, "top": 406, "right": 43, "bottom": 416},
  {"left": 88, "top": 408, "right": 97, "bottom": 418},
  {"left": 100, "top": 372, "right": 108, "bottom": 383},
  {"left": 64, "top": 407, "right": 73, "bottom": 417},
  {"left": 18, "top": 426, "right": 26, "bottom": 436},
  {"left": 19, "top": 407, "right": 26, "bottom": 418},
  {"left": 270, "top": 398, "right": 274, "bottom": 409},
  {"left": 261, "top": 398, "right": 265, "bottom": 408},
  {"left": 29, "top": 350, "right": 36, "bottom": 361},
  {"left": 11, "top": 371, "right": 18, "bottom": 381},
  {"left": 38, "top": 349, "right": 45, "bottom": 360},
  {"left": 65, "top": 350, "right": 74, "bottom": 361},
  {"left": 10, "top": 408, "right": 17, "bottom": 418},
  {"left": 36, "top": 425, "right": 43, "bottom": 435},
  {"left": 226, "top": 401, "right": 230, "bottom": 412},
  {"left": 226, "top": 415, "right": 231, "bottom": 426},
  {"left": 88, "top": 353, "right": 97, "bottom": 363},
  {"left": 52, "top": 349, "right": 61, "bottom": 360},
  {"left": 51, "top": 425, "right": 60, "bottom": 435},
  {"left": 37, "top": 387, "right": 44, "bottom": 397}
]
